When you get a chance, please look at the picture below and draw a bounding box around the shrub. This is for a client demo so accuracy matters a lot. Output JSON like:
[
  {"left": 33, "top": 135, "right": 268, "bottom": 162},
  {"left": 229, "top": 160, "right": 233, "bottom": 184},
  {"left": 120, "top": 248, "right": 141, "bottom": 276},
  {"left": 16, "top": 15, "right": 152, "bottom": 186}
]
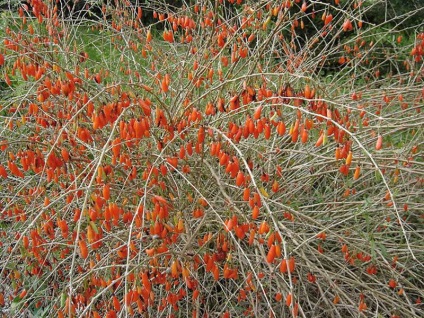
[{"left": 0, "top": 1, "right": 423, "bottom": 317}]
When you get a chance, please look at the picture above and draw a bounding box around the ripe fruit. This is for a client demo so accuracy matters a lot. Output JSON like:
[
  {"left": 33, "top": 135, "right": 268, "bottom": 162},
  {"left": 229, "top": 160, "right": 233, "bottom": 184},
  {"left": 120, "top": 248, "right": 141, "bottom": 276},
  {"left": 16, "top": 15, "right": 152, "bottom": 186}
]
[
  {"left": 94, "top": 73, "right": 101, "bottom": 84},
  {"left": 277, "top": 122, "right": 286, "bottom": 135},
  {"left": 146, "top": 29, "right": 152, "bottom": 43},
  {"left": 243, "top": 187, "right": 250, "bottom": 201},
  {"left": 358, "top": 301, "right": 367, "bottom": 312},
  {"left": 236, "top": 171, "right": 245, "bottom": 187},
  {"left": 103, "top": 184, "right": 110, "bottom": 200},
  {"left": 304, "top": 84, "right": 311, "bottom": 99},
  {"left": 288, "top": 256, "right": 296, "bottom": 272},
  {"left": 275, "top": 292, "right": 283, "bottom": 301},
  {"left": 286, "top": 293, "right": 292, "bottom": 306},
  {"left": 112, "top": 295, "right": 121, "bottom": 311},
  {"left": 353, "top": 166, "right": 361, "bottom": 180},
  {"left": 253, "top": 105, "right": 262, "bottom": 120},
  {"left": 345, "top": 151, "right": 353, "bottom": 165},
  {"left": 333, "top": 295, "right": 340, "bottom": 304},
  {"left": 307, "top": 272, "right": 316, "bottom": 283},
  {"left": 266, "top": 245, "right": 276, "bottom": 263},
  {"left": 376, "top": 135, "right": 383, "bottom": 150},
  {"left": 252, "top": 205, "right": 259, "bottom": 219},
  {"left": 343, "top": 19, "right": 353, "bottom": 32},
  {"left": 79, "top": 240, "right": 88, "bottom": 259},
  {"left": 18, "top": 290, "right": 27, "bottom": 300},
  {"left": 315, "top": 132, "right": 324, "bottom": 147},
  {"left": 280, "top": 259, "right": 288, "bottom": 273},
  {"left": 324, "top": 14, "right": 333, "bottom": 25}
]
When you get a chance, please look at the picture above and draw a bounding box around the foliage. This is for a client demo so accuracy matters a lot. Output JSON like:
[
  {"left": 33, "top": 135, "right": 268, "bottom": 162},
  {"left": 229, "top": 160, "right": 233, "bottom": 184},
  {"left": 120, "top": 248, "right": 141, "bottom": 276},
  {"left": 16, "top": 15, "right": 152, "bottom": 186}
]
[{"left": 0, "top": 1, "right": 423, "bottom": 317}]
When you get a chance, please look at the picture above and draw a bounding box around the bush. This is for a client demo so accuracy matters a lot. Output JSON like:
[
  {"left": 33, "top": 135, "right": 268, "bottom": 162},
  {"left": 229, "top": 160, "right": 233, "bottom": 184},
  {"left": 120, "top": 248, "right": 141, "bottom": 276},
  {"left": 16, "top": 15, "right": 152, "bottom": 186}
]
[{"left": 0, "top": 1, "right": 423, "bottom": 317}]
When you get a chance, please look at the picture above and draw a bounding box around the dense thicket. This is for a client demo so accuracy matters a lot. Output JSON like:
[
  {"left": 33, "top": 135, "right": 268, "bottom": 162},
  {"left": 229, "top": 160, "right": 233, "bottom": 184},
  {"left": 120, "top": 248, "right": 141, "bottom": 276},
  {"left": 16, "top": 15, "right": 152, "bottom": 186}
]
[{"left": 0, "top": 1, "right": 423, "bottom": 317}]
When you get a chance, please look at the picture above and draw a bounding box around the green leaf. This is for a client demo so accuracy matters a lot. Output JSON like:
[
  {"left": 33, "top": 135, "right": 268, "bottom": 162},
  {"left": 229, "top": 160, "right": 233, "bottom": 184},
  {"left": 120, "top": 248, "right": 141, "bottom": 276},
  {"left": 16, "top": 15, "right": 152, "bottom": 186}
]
[
  {"left": 90, "top": 221, "right": 99, "bottom": 234},
  {"left": 60, "top": 293, "right": 67, "bottom": 307},
  {"left": 370, "top": 239, "right": 377, "bottom": 260},
  {"left": 11, "top": 296, "right": 23, "bottom": 311},
  {"left": 377, "top": 243, "right": 389, "bottom": 259}
]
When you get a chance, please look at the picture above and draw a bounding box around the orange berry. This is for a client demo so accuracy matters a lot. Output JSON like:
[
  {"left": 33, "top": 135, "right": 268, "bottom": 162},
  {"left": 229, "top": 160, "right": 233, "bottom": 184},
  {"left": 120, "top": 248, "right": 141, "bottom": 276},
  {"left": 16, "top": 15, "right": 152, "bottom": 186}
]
[
  {"left": 253, "top": 105, "right": 262, "bottom": 120},
  {"left": 376, "top": 135, "right": 383, "bottom": 150},
  {"left": 280, "top": 259, "right": 288, "bottom": 273},
  {"left": 236, "top": 171, "right": 245, "bottom": 187},
  {"left": 252, "top": 205, "right": 259, "bottom": 219},
  {"left": 103, "top": 183, "right": 110, "bottom": 200},
  {"left": 288, "top": 256, "right": 296, "bottom": 273},
  {"left": 286, "top": 293, "right": 292, "bottom": 306},
  {"left": 79, "top": 240, "right": 88, "bottom": 259},
  {"left": 353, "top": 165, "right": 361, "bottom": 180},
  {"left": 333, "top": 295, "right": 340, "bottom": 304},
  {"left": 388, "top": 279, "right": 397, "bottom": 289},
  {"left": 266, "top": 245, "right": 276, "bottom": 263}
]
